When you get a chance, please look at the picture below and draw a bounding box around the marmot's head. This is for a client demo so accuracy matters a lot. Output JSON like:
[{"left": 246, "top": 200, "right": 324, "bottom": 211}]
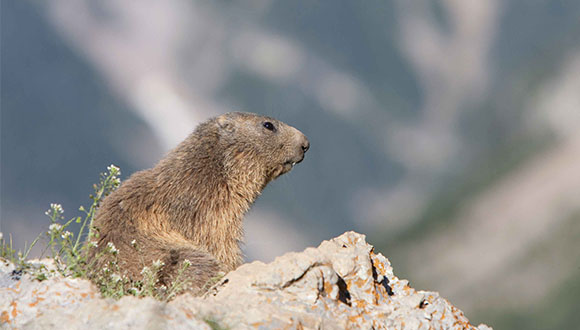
[{"left": 216, "top": 112, "right": 309, "bottom": 182}]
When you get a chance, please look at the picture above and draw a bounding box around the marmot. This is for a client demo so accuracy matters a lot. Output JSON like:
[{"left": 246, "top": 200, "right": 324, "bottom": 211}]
[{"left": 89, "top": 112, "right": 309, "bottom": 294}]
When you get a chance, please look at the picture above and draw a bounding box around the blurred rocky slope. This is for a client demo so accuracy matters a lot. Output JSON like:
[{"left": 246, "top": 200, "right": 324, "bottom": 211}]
[
  {"left": 2, "top": 1, "right": 580, "bottom": 329},
  {"left": 1, "top": 232, "right": 491, "bottom": 330}
]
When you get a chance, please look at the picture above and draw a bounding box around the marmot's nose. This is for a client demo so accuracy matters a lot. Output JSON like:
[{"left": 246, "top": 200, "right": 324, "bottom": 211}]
[{"left": 301, "top": 139, "right": 310, "bottom": 153}]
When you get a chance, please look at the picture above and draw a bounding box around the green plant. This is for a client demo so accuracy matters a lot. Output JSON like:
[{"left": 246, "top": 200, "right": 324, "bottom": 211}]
[
  {"left": 41, "top": 164, "right": 121, "bottom": 279},
  {"left": 0, "top": 233, "right": 16, "bottom": 263},
  {"left": 0, "top": 165, "right": 195, "bottom": 300},
  {"left": 1, "top": 229, "right": 41, "bottom": 271},
  {"left": 203, "top": 317, "right": 229, "bottom": 330}
]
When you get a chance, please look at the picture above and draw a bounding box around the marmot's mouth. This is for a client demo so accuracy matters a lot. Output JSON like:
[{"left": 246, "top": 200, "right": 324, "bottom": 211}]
[
  {"left": 280, "top": 152, "right": 305, "bottom": 175},
  {"left": 284, "top": 155, "right": 304, "bottom": 168}
]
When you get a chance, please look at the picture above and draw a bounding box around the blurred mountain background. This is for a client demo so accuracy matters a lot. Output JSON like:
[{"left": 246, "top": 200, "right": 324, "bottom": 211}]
[{"left": 2, "top": 1, "right": 580, "bottom": 328}]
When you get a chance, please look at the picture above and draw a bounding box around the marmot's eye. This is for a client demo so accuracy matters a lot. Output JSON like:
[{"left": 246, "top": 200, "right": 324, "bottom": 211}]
[{"left": 263, "top": 121, "right": 275, "bottom": 131}]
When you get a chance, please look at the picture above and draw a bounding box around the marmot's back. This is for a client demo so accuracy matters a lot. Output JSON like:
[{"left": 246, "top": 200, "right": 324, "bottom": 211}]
[{"left": 89, "top": 112, "right": 309, "bottom": 295}]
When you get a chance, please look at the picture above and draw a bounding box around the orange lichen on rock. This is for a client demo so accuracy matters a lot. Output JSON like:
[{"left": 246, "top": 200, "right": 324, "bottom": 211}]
[
  {"left": 28, "top": 297, "right": 45, "bottom": 307},
  {"left": 1, "top": 310, "right": 11, "bottom": 324},
  {"left": 10, "top": 301, "right": 19, "bottom": 318}
]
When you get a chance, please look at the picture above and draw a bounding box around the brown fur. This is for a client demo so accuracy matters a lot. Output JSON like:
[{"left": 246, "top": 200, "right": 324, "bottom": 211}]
[{"left": 89, "top": 112, "right": 309, "bottom": 294}]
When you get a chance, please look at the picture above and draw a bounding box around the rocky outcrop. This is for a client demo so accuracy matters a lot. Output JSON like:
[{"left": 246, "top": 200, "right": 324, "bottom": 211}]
[{"left": 1, "top": 232, "right": 491, "bottom": 329}]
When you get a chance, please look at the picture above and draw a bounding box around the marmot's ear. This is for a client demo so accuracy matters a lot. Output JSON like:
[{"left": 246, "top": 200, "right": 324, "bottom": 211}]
[{"left": 217, "top": 116, "right": 235, "bottom": 133}]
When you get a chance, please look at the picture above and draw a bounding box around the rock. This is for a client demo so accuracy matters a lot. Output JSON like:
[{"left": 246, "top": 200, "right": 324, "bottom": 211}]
[{"left": 1, "top": 231, "right": 492, "bottom": 329}]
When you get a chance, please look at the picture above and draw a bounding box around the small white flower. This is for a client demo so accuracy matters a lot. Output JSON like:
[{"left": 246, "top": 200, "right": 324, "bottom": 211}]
[
  {"left": 107, "top": 164, "right": 120, "bottom": 176},
  {"left": 88, "top": 241, "right": 98, "bottom": 248},
  {"left": 141, "top": 266, "right": 150, "bottom": 275},
  {"left": 182, "top": 259, "right": 191, "bottom": 267},
  {"left": 0, "top": 232, "right": 3, "bottom": 241},
  {"left": 110, "top": 273, "right": 122, "bottom": 283},
  {"left": 130, "top": 239, "right": 137, "bottom": 247},
  {"left": 50, "top": 203, "right": 64, "bottom": 214},
  {"left": 61, "top": 231, "right": 72, "bottom": 240},
  {"left": 113, "top": 178, "right": 121, "bottom": 185},
  {"left": 107, "top": 242, "right": 118, "bottom": 255},
  {"left": 128, "top": 287, "right": 139, "bottom": 295},
  {"left": 152, "top": 260, "right": 165, "bottom": 268},
  {"left": 48, "top": 223, "right": 62, "bottom": 233}
]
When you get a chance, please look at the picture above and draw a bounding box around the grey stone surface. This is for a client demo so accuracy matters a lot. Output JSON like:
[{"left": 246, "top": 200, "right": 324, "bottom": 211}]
[{"left": 1, "top": 232, "right": 491, "bottom": 329}]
